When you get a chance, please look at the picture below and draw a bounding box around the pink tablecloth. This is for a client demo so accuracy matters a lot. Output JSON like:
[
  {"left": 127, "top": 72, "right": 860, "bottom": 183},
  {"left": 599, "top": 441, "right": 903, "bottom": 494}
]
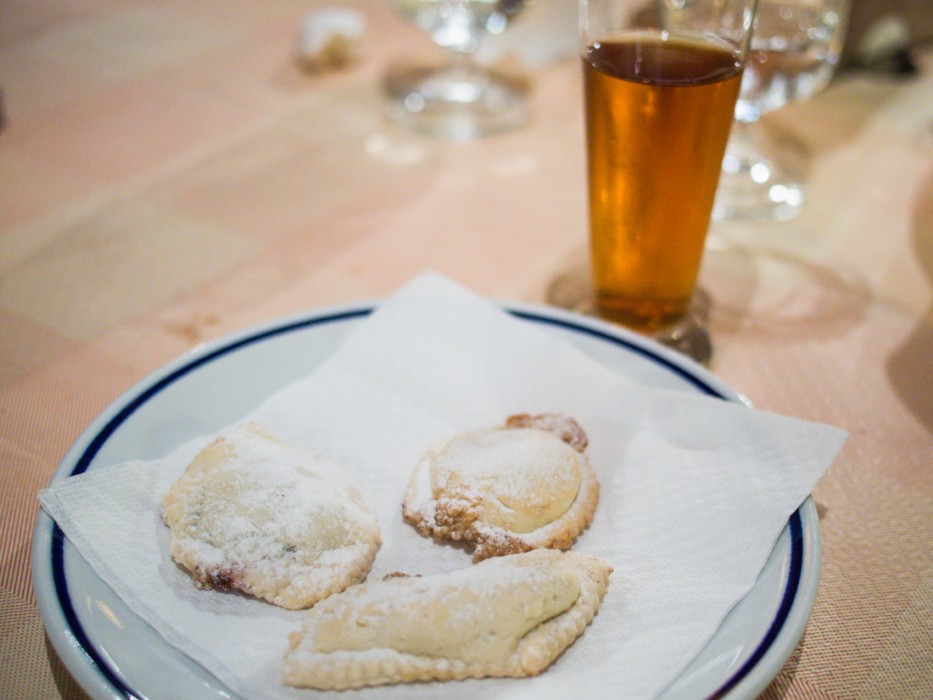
[{"left": 1, "top": 2, "right": 931, "bottom": 698}]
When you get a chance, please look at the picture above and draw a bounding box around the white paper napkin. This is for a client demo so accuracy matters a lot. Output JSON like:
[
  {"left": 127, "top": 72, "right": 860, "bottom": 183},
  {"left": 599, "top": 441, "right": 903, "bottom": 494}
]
[{"left": 39, "top": 272, "right": 846, "bottom": 699}]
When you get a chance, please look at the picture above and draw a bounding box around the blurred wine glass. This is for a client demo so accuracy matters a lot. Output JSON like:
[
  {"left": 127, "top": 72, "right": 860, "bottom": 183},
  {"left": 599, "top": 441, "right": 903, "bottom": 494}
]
[
  {"left": 384, "top": 0, "right": 530, "bottom": 139},
  {"left": 713, "top": 0, "right": 851, "bottom": 221}
]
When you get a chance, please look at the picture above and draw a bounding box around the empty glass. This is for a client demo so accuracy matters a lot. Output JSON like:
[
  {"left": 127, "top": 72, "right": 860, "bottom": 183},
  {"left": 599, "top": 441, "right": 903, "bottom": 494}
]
[
  {"left": 713, "top": 0, "right": 851, "bottom": 221},
  {"left": 384, "top": 0, "right": 530, "bottom": 139}
]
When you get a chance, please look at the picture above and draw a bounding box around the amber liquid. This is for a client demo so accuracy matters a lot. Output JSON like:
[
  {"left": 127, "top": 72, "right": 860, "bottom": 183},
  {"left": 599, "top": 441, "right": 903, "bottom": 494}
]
[{"left": 584, "top": 33, "right": 742, "bottom": 330}]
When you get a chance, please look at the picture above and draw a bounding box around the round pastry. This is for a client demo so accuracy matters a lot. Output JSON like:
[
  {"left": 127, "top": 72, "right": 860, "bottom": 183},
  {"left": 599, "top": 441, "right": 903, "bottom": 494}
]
[
  {"left": 161, "top": 423, "right": 381, "bottom": 609},
  {"left": 402, "top": 413, "right": 600, "bottom": 561}
]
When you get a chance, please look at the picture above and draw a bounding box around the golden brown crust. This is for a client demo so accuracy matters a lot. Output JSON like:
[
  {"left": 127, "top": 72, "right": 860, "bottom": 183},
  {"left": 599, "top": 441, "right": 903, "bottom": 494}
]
[
  {"left": 403, "top": 415, "right": 599, "bottom": 561},
  {"left": 506, "top": 413, "right": 589, "bottom": 452}
]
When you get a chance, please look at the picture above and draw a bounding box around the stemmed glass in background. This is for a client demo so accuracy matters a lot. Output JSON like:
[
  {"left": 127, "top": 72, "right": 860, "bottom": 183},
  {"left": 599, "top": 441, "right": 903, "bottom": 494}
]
[
  {"left": 384, "top": 0, "right": 530, "bottom": 139},
  {"left": 713, "top": 0, "right": 851, "bottom": 221}
]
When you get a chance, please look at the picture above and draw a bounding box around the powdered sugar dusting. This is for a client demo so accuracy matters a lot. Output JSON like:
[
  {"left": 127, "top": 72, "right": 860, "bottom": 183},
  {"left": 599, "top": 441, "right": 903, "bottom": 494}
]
[
  {"left": 162, "top": 423, "right": 380, "bottom": 609},
  {"left": 306, "top": 550, "right": 581, "bottom": 664},
  {"left": 403, "top": 424, "right": 588, "bottom": 547},
  {"left": 432, "top": 427, "right": 581, "bottom": 507}
]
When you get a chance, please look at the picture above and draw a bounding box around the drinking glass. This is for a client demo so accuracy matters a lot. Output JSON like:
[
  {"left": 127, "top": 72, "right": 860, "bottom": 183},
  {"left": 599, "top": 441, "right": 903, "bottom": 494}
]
[
  {"left": 550, "top": 0, "right": 757, "bottom": 364},
  {"left": 713, "top": 0, "right": 850, "bottom": 221},
  {"left": 384, "top": 0, "right": 530, "bottom": 139}
]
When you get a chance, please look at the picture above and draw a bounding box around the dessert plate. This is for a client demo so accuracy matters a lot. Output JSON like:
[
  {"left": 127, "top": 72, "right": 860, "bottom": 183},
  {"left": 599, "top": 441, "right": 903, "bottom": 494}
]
[{"left": 32, "top": 300, "right": 818, "bottom": 700}]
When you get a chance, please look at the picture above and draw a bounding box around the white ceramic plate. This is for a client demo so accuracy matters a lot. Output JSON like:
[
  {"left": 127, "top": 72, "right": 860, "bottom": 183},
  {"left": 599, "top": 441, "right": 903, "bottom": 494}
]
[{"left": 32, "top": 301, "right": 819, "bottom": 700}]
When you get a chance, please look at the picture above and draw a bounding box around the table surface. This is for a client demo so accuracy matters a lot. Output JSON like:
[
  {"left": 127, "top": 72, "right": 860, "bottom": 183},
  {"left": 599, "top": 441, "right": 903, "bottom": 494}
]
[{"left": 2, "top": 2, "right": 931, "bottom": 699}]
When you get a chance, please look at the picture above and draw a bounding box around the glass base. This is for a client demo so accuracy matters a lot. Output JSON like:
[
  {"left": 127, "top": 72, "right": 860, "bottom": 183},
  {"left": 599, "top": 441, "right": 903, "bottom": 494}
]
[
  {"left": 547, "top": 264, "right": 712, "bottom": 366},
  {"left": 713, "top": 122, "right": 807, "bottom": 222},
  {"left": 383, "top": 59, "right": 529, "bottom": 140}
]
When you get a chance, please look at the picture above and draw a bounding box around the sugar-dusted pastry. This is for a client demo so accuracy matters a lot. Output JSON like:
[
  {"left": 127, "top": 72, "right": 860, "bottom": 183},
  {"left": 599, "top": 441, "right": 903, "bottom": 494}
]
[
  {"left": 403, "top": 413, "right": 600, "bottom": 561},
  {"left": 282, "top": 549, "right": 612, "bottom": 689},
  {"left": 161, "top": 423, "right": 380, "bottom": 610}
]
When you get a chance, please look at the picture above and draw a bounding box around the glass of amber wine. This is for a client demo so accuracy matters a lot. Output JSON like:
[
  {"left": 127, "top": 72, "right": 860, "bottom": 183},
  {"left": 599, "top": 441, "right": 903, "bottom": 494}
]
[{"left": 550, "top": 0, "right": 758, "bottom": 364}]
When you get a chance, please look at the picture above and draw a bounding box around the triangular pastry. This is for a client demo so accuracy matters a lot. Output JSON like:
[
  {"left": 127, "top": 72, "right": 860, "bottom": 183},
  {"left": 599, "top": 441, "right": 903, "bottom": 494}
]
[
  {"left": 403, "top": 413, "right": 600, "bottom": 561},
  {"left": 161, "top": 423, "right": 381, "bottom": 609},
  {"left": 282, "top": 549, "right": 612, "bottom": 689}
]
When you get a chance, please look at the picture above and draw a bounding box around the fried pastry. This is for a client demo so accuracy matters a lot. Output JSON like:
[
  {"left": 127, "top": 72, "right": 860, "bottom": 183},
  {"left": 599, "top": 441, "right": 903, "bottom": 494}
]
[
  {"left": 281, "top": 549, "right": 612, "bottom": 689},
  {"left": 161, "top": 423, "right": 381, "bottom": 609},
  {"left": 403, "top": 413, "right": 600, "bottom": 561}
]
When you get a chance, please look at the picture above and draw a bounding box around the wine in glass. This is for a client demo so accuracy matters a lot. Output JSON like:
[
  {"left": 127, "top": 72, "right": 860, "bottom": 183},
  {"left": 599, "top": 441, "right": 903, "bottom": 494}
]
[
  {"left": 549, "top": 0, "right": 758, "bottom": 366},
  {"left": 713, "top": 0, "right": 850, "bottom": 221},
  {"left": 385, "top": 0, "right": 530, "bottom": 139}
]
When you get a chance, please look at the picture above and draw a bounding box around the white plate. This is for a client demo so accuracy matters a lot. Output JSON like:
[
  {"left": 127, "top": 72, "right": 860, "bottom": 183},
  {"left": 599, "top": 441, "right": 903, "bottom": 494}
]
[{"left": 32, "top": 301, "right": 819, "bottom": 700}]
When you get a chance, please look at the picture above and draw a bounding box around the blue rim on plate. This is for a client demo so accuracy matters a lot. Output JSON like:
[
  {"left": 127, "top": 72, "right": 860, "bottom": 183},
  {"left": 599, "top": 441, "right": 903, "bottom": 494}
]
[{"left": 36, "top": 304, "right": 809, "bottom": 700}]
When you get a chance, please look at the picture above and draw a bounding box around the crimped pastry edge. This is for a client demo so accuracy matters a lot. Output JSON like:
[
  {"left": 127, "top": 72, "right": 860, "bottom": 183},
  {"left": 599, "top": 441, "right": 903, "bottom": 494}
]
[
  {"left": 281, "top": 551, "right": 612, "bottom": 689},
  {"left": 401, "top": 429, "right": 601, "bottom": 562},
  {"left": 162, "top": 425, "right": 382, "bottom": 610}
]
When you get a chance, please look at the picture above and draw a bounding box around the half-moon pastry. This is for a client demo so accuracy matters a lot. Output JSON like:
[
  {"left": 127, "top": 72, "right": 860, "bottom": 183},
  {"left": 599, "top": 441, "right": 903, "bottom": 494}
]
[
  {"left": 281, "top": 549, "right": 612, "bottom": 689},
  {"left": 402, "top": 413, "right": 600, "bottom": 561},
  {"left": 161, "top": 423, "right": 381, "bottom": 609}
]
